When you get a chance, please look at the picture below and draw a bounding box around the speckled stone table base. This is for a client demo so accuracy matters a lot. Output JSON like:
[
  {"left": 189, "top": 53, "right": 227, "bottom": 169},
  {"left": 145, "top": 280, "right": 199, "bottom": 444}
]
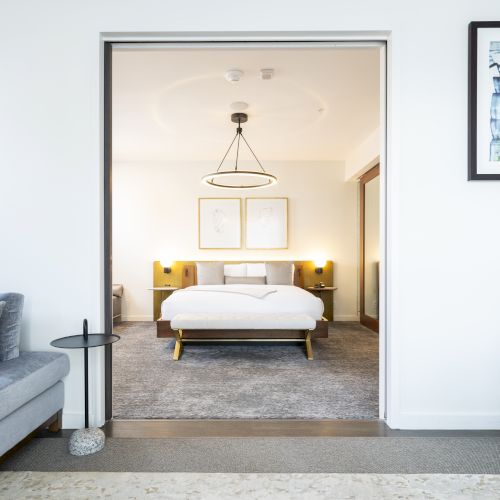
[
  {"left": 1, "top": 472, "right": 499, "bottom": 499},
  {"left": 68, "top": 428, "right": 105, "bottom": 456}
]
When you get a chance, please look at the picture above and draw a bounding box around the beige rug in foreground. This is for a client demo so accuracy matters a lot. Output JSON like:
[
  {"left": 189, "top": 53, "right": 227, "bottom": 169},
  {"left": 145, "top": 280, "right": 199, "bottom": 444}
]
[{"left": 0, "top": 472, "right": 499, "bottom": 499}]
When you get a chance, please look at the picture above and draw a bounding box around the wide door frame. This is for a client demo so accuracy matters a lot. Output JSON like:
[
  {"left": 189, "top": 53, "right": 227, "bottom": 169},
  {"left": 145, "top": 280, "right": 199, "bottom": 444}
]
[
  {"left": 359, "top": 164, "right": 380, "bottom": 333},
  {"left": 102, "top": 34, "right": 389, "bottom": 423}
]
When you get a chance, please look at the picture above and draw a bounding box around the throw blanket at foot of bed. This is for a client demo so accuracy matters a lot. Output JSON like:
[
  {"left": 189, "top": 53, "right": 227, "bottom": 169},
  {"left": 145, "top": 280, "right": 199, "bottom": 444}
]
[{"left": 170, "top": 313, "right": 316, "bottom": 361}]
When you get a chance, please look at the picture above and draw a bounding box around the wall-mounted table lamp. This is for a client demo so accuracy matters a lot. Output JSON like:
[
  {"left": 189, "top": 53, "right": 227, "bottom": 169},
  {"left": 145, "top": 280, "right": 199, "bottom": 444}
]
[
  {"left": 314, "top": 258, "right": 327, "bottom": 274},
  {"left": 160, "top": 259, "right": 173, "bottom": 274}
]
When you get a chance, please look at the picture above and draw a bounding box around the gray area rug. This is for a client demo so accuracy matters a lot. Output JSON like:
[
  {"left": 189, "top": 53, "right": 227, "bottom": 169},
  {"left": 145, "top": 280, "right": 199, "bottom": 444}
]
[
  {"left": 2, "top": 437, "right": 500, "bottom": 473},
  {"left": 112, "top": 322, "right": 378, "bottom": 419}
]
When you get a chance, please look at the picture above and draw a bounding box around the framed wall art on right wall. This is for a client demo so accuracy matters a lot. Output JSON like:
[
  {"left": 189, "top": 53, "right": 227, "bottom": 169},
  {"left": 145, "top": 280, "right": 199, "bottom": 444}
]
[{"left": 469, "top": 21, "right": 500, "bottom": 180}]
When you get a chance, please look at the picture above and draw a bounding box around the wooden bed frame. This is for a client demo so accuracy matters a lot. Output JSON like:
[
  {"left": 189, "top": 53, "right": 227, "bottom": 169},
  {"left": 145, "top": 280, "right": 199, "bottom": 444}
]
[{"left": 156, "top": 262, "right": 329, "bottom": 340}]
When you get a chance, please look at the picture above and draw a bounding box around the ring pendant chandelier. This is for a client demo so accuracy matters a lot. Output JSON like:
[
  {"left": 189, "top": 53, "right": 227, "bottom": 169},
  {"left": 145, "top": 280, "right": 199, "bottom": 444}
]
[{"left": 201, "top": 113, "right": 278, "bottom": 189}]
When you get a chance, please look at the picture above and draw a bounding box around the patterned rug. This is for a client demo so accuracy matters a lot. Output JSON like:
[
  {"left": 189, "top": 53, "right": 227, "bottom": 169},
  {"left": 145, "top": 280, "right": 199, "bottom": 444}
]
[
  {"left": 112, "top": 321, "right": 378, "bottom": 419},
  {"left": 1, "top": 472, "right": 499, "bottom": 499}
]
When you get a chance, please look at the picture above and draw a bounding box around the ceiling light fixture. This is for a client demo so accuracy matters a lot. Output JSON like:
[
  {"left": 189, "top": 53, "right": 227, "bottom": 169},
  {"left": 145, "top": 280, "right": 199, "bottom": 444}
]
[{"left": 201, "top": 113, "right": 277, "bottom": 189}]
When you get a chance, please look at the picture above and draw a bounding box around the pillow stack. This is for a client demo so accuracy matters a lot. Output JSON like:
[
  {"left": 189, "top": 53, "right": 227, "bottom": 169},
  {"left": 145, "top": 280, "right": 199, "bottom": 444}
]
[{"left": 195, "top": 262, "right": 295, "bottom": 286}]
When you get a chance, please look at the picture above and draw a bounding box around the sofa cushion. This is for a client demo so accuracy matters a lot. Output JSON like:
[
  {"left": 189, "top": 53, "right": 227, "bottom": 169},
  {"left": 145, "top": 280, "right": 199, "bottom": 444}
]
[
  {"left": 0, "top": 301, "right": 6, "bottom": 320},
  {"left": 0, "top": 293, "right": 24, "bottom": 361},
  {"left": 0, "top": 351, "right": 70, "bottom": 420}
]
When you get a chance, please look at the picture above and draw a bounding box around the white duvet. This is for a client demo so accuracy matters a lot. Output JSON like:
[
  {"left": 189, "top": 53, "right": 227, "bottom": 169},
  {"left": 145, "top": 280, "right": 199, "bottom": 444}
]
[{"left": 161, "top": 285, "right": 324, "bottom": 321}]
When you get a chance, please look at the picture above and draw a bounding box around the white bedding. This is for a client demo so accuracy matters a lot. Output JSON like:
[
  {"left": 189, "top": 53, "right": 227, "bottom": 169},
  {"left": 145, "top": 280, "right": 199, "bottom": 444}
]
[
  {"left": 161, "top": 285, "right": 324, "bottom": 321},
  {"left": 180, "top": 287, "right": 277, "bottom": 299}
]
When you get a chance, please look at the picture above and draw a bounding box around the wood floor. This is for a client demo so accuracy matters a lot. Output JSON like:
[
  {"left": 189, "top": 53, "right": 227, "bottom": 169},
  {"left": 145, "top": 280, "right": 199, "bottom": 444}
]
[{"left": 102, "top": 419, "right": 500, "bottom": 438}]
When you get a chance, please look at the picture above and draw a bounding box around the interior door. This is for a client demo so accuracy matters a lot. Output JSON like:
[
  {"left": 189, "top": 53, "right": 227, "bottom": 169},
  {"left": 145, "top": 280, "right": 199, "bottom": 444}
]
[{"left": 360, "top": 165, "right": 380, "bottom": 332}]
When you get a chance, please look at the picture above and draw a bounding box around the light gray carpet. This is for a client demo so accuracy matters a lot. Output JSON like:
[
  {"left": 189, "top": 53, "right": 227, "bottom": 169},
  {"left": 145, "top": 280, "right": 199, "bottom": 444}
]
[
  {"left": 2, "top": 437, "right": 500, "bottom": 473},
  {"left": 112, "top": 322, "right": 378, "bottom": 419}
]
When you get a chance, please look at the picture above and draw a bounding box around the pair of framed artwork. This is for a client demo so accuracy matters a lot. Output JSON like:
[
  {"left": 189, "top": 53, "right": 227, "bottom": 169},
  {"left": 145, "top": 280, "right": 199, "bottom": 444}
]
[{"left": 199, "top": 198, "right": 288, "bottom": 249}]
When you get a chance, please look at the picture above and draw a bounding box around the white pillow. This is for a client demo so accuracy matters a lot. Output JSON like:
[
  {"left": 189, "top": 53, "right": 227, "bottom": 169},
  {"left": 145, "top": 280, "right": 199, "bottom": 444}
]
[
  {"left": 224, "top": 263, "right": 247, "bottom": 277},
  {"left": 196, "top": 262, "right": 225, "bottom": 285},
  {"left": 265, "top": 262, "right": 295, "bottom": 285},
  {"left": 246, "top": 263, "right": 267, "bottom": 277}
]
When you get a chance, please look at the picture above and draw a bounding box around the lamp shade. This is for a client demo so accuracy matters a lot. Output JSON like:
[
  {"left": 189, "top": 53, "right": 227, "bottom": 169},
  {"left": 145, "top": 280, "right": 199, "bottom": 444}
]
[
  {"left": 313, "top": 258, "right": 327, "bottom": 269},
  {"left": 160, "top": 259, "right": 173, "bottom": 269}
]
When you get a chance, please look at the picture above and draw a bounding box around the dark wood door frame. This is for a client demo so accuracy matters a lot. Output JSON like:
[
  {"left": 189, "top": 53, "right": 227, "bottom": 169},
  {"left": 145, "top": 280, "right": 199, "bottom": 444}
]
[
  {"left": 104, "top": 41, "right": 113, "bottom": 420},
  {"left": 359, "top": 164, "right": 380, "bottom": 333}
]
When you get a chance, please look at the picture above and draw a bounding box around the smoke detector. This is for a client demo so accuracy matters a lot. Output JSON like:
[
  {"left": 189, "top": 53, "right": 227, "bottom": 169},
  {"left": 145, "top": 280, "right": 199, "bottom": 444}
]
[
  {"left": 259, "top": 68, "right": 274, "bottom": 80},
  {"left": 225, "top": 69, "right": 244, "bottom": 83},
  {"left": 230, "top": 101, "right": 249, "bottom": 112}
]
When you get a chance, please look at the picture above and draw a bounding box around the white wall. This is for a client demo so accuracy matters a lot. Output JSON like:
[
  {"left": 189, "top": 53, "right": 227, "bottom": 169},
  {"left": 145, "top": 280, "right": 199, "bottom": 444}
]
[
  {"left": 345, "top": 128, "right": 380, "bottom": 181},
  {"left": 112, "top": 161, "right": 358, "bottom": 321},
  {"left": 2, "top": 0, "right": 500, "bottom": 429}
]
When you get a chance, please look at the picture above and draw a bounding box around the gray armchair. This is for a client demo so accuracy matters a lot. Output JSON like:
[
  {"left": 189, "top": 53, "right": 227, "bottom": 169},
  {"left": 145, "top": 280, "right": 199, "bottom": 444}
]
[
  {"left": 0, "top": 293, "right": 69, "bottom": 458},
  {"left": 113, "top": 284, "right": 124, "bottom": 323}
]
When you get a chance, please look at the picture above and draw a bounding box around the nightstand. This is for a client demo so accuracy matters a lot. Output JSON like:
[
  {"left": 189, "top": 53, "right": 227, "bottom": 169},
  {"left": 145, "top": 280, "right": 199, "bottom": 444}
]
[
  {"left": 148, "top": 287, "right": 179, "bottom": 320},
  {"left": 307, "top": 286, "right": 338, "bottom": 322}
]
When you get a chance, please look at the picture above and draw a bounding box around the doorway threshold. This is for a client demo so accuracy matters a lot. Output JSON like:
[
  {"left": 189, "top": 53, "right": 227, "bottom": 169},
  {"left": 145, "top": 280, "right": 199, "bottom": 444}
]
[{"left": 102, "top": 419, "right": 500, "bottom": 438}]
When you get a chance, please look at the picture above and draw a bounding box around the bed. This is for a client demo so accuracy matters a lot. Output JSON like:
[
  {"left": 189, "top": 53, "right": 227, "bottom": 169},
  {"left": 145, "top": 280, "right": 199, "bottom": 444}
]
[
  {"left": 161, "top": 285, "right": 323, "bottom": 321},
  {"left": 156, "top": 262, "right": 329, "bottom": 342}
]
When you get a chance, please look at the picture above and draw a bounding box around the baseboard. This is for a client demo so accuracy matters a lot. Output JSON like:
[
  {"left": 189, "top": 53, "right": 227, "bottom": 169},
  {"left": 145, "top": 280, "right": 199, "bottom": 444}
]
[
  {"left": 121, "top": 315, "right": 153, "bottom": 322},
  {"left": 62, "top": 411, "right": 104, "bottom": 429},
  {"left": 389, "top": 412, "right": 500, "bottom": 430},
  {"left": 334, "top": 315, "right": 360, "bottom": 322}
]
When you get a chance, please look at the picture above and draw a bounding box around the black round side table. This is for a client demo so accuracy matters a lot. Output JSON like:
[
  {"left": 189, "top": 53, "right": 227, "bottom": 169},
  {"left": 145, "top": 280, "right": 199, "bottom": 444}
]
[{"left": 51, "top": 319, "right": 119, "bottom": 455}]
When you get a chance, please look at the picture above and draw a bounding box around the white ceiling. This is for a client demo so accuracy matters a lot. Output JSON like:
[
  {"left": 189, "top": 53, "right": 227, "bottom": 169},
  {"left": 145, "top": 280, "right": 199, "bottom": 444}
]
[{"left": 112, "top": 46, "right": 380, "bottom": 163}]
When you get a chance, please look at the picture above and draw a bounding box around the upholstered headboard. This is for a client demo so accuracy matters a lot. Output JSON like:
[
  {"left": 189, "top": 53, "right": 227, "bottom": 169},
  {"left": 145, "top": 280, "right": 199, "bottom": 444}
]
[{"left": 180, "top": 262, "right": 305, "bottom": 288}]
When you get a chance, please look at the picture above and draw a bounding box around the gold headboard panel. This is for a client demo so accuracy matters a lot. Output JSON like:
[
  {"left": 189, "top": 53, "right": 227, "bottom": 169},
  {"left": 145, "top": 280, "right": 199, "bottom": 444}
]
[{"left": 153, "top": 261, "right": 332, "bottom": 288}]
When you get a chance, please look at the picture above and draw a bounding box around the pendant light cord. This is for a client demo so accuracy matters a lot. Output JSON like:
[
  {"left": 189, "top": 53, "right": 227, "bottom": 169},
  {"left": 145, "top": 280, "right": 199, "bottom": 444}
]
[
  {"left": 216, "top": 116, "right": 266, "bottom": 173},
  {"left": 235, "top": 118, "right": 242, "bottom": 171},
  {"left": 216, "top": 131, "right": 239, "bottom": 172},
  {"left": 240, "top": 132, "right": 266, "bottom": 173}
]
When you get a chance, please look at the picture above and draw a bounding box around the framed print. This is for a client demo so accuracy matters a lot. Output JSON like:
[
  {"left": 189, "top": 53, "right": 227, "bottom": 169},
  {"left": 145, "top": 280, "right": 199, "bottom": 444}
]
[
  {"left": 469, "top": 22, "right": 500, "bottom": 180},
  {"left": 245, "top": 198, "right": 288, "bottom": 249},
  {"left": 198, "top": 198, "right": 241, "bottom": 249}
]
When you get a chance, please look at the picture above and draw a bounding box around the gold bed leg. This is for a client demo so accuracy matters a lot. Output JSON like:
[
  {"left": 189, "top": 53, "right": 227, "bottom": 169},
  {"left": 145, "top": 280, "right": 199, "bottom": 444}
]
[
  {"left": 304, "top": 330, "right": 313, "bottom": 360},
  {"left": 173, "top": 330, "right": 183, "bottom": 360}
]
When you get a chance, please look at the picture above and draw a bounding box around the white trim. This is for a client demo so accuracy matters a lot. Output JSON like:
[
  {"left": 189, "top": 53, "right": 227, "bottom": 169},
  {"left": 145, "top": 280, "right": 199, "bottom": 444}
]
[
  {"left": 102, "top": 31, "right": 391, "bottom": 43},
  {"left": 100, "top": 31, "right": 390, "bottom": 427},
  {"left": 392, "top": 412, "right": 500, "bottom": 430},
  {"left": 62, "top": 411, "right": 94, "bottom": 429},
  {"left": 384, "top": 32, "right": 399, "bottom": 431},
  {"left": 378, "top": 42, "right": 388, "bottom": 421},
  {"left": 113, "top": 41, "right": 386, "bottom": 50}
]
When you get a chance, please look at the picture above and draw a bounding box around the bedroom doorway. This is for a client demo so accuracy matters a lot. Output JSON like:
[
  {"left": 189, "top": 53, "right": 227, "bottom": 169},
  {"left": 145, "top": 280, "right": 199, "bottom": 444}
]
[{"left": 104, "top": 37, "right": 387, "bottom": 424}]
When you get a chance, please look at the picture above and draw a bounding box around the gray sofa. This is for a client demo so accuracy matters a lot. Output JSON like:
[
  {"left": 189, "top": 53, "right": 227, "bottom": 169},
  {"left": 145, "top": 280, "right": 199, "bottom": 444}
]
[{"left": 0, "top": 293, "right": 69, "bottom": 458}]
